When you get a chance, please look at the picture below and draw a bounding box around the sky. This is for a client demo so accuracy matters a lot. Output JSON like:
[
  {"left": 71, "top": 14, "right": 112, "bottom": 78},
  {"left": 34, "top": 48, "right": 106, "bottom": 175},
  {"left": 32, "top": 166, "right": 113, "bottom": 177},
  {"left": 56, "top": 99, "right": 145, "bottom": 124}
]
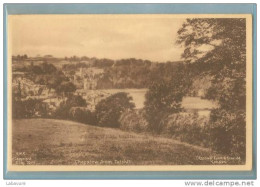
[{"left": 9, "top": 15, "right": 185, "bottom": 62}]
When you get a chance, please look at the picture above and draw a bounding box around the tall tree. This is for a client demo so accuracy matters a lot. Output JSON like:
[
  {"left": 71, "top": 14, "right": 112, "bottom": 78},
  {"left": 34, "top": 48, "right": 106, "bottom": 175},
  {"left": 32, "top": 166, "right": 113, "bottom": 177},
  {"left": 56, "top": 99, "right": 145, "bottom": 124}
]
[
  {"left": 144, "top": 63, "right": 191, "bottom": 133},
  {"left": 177, "top": 18, "right": 246, "bottom": 158}
]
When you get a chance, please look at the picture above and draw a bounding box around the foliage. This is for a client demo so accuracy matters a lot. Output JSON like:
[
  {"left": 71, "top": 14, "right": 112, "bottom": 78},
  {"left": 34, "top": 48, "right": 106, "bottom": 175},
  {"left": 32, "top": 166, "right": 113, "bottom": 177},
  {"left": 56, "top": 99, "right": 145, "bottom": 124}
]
[
  {"left": 93, "top": 58, "right": 114, "bottom": 68},
  {"left": 69, "top": 107, "right": 97, "bottom": 125},
  {"left": 26, "top": 62, "right": 74, "bottom": 94},
  {"left": 95, "top": 92, "right": 135, "bottom": 128},
  {"left": 209, "top": 109, "right": 246, "bottom": 159},
  {"left": 177, "top": 18, "right": 246, "bottom": 157},
  {"left": 12, "top": 97, "right": 48, "bottom": 118},
  {"left": 144, "top": 63, "right": 192, "bottom": 133},
  {"left": 177, "top": 18, "right": 246, "bottom": 107},
  {"left": 62, "top": 62, "right": 89, "bottom": 71},
  {"left": 119, "top": 109, "right": 148, "bottom": 132},
  {"left": 61, "top": 57, "right": 181, "bottom": 89},
  {"left": 56, "top": 81, "right": 76, "bottom": 96},
  {"left": 13, "top": 54, "right": 28, "bottom": 61},
  {"left": 161, "top": 112, "right": 210, "bottom": 147},
  {"left": 54, "top": 95, "right": 87, "bottom": 119}
]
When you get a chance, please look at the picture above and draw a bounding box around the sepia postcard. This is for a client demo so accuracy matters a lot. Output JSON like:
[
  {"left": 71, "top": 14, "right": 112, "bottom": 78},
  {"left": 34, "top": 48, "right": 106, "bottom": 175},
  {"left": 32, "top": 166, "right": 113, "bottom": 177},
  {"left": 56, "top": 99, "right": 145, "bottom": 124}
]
[{"left": 7, "top": 14, "right": 253, "bottom": 172}]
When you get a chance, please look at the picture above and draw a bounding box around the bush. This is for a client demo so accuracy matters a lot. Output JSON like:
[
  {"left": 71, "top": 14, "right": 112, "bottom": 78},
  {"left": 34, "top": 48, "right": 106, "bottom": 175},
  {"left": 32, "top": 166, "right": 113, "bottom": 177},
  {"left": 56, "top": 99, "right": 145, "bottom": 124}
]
[
  {"left": 119, "top": 109, "right": 148, "bottom": 132},
  {"left": 209, "top": 109, "right": 246, "bottom": 159},
  {"left": 54, "top": 95, "right": 87, "bottom": 119},
  {"left": 95, "top": 92, "right": 135, "bottom": 128},
  {"left": 161, "top": 112, "right": 210, "bottom": 147},
  {"left": 12, "top": 98, "right": 48, "bottom": 119},
  {"left": 69, "top": 107, "right": 97, "bottom": 125}
]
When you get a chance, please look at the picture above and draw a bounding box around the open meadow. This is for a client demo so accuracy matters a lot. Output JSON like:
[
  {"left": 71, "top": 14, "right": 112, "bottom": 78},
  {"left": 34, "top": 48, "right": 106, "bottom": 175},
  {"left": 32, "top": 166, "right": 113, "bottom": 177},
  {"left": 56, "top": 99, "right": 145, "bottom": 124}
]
[{"left": 12, "top": 119, "right": 240, "bottom": 165}]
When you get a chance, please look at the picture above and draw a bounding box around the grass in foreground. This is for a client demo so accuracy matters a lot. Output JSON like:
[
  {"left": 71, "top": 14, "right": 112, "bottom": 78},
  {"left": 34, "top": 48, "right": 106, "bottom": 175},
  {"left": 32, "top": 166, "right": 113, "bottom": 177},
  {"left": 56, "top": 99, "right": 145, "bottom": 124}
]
[{"left": 12, "top": 119, "right": 242, "bottom": 165}]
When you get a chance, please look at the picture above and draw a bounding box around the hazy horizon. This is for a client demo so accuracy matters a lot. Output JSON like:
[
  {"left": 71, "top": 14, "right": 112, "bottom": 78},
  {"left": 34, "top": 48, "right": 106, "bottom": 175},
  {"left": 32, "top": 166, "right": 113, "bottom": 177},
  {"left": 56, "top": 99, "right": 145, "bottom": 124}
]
[
  {"left": 10, "top": 15, "right": 185, "bottom": 62},
  {"left": 12, "top": 54, "right": 184, "bottom": 63}
]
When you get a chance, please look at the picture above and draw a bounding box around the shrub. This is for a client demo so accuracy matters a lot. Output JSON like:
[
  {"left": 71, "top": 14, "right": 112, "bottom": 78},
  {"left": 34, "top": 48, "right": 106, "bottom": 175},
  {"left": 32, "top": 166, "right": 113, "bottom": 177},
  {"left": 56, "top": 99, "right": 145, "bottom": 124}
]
[
  {"left": 69, "top": 107, "right": 97, "bottom": 125},
  {"left": 54, "top": 95, "right": 87, "bottom": 119},
  {"left": 119, "top": 109, "right": 148, "bottom": 132},
  {"left": 12, "top": 98, "right": 48, "bottom": 119},
  {"left": 208, "top": 109, "right": 246, "bottom": 159},
  {"left": 161, "top": 112, "right": 210, "bottom": 147},
  {"left": 95, "top": 92, "right": 135, "bottom": 128}
]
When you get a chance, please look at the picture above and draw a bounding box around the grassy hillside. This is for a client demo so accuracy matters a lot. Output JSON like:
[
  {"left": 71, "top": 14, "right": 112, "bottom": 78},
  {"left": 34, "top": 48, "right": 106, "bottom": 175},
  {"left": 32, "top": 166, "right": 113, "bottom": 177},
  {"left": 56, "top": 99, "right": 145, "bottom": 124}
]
[{"left": 12, "top": 119, "right": 236, "bottom": 165}]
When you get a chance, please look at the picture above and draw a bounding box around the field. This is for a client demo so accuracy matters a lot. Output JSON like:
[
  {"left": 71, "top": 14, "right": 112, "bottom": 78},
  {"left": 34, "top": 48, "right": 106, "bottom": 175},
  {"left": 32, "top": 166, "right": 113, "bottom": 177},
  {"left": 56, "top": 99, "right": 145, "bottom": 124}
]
[{"left": 12, "top": 119, "right": 235, "bottom": 165}]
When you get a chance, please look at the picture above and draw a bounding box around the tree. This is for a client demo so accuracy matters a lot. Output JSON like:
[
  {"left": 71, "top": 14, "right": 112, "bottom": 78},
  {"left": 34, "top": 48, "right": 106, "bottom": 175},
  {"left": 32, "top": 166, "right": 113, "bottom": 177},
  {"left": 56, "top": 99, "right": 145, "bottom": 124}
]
[
  {"left": 144, "top": 63, "right": 191, "bottom": 133},
  {"left": 176, "top": 18, "right": 246, "bottom": 158},
  {"left": 40, "top": 62, "right": 57, "bottom": 74},
  {"left": 208, "top": 109, "right": 246, "bottom": 158},
  {"left": 12, "top": 98, "right": 48, "bottom": 119},
  {"left": 177, "top": 18, "right": 246, "bottom": 106},
  {"left": 54, "top": 95, "right": 87, "bottom": 119},
  {"left": 95, "top": 92, "right": 135, "bottom": 128},
  {"left": 81, "top": 56, "right": 89, "bottom": 61},
  {"left": 66, "top": 95, "right": 87, "bottom": 107},
  {"left": 27, "top": 63, "right": 69, "bottom": 94},
  {"left": 56, "top": 81, "right": 76, "bottom": 97}
]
